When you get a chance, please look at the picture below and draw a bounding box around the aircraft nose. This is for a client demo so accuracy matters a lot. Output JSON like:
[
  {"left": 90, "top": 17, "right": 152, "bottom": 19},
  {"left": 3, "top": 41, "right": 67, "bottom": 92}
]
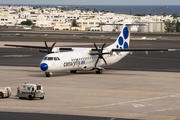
[{"left": 40, "top": 63, "right": 48, "bottom": 71}]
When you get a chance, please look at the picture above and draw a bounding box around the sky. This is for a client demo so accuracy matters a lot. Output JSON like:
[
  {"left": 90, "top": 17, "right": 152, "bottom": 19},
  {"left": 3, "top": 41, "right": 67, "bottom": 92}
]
[{"left": 1, "top": 0, "right": 180, "bottom": 5}]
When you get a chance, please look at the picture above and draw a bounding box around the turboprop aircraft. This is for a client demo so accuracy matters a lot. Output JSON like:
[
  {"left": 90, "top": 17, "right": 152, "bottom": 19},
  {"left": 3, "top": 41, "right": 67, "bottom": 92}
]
[{"left": 4, "top": 22, "right": 178, "bottom": 77}]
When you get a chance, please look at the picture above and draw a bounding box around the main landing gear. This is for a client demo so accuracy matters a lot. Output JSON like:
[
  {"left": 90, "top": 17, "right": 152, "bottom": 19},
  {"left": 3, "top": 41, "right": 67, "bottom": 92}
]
[
  {"left": 95, "top": 69, "right": 103, "bottom": 74},
  {"left": 70, "top": 70, "right": 77, "bottom": 73},
  {"left": 93, "top": 67, "right": 104, "bottom": 74}
]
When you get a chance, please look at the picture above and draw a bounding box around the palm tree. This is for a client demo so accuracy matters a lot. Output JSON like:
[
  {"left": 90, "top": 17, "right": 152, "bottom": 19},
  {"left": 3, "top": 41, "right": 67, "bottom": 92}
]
[{"left": 21, "top": 8, "right": 24, "bottom": 12}]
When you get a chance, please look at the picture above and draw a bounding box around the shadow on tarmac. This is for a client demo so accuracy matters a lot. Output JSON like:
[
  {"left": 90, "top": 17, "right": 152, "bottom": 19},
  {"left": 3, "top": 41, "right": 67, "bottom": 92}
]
[{"left": 0, "top": 112, "right": 140, "bottom": 120}]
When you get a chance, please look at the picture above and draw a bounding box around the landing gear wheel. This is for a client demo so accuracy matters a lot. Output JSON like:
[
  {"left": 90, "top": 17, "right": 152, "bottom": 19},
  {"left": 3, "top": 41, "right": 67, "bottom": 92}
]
[
  {"left": 45, "top": 72, "right": 50, "bottom": 77},
  {"left": 28, "top": 95, "right": 33, "bottom": 100},
  {"left": 70, "top": 70, "right": 77, "bottom": 73},
  {"left": 96, "top": 69, "right": 102, "bottom": 74}
]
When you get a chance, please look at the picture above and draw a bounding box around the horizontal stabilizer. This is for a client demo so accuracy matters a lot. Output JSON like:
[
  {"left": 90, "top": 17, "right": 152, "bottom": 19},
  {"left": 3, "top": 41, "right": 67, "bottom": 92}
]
[{"left": 111, "top": 48, "right": 177, "bottom": 52}]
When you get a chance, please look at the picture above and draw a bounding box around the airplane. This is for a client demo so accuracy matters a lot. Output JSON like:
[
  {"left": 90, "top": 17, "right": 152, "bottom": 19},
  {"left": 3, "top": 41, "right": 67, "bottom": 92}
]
[{"left": 4, "top": 22, "right": 178, "bottom": 77}]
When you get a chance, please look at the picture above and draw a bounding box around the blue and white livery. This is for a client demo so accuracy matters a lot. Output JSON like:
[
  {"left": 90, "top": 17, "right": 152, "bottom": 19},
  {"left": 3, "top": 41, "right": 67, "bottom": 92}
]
[{"left": 4, "top": 23, "right": 177, "bottom": 77}]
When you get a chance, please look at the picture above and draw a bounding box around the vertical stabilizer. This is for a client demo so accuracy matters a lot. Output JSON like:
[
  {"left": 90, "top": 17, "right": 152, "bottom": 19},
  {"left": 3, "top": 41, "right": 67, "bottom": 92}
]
[{"left": 107, "top": 23, "right": 131, "bottom": 49}]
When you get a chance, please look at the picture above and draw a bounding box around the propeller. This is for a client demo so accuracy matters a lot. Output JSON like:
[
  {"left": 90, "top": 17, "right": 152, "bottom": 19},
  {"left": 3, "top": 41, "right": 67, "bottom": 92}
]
[
  {"left": 38, "top": 40, "right": 57, "bottom": 54},
  {"left": 92, "top": 42, "right": 112, "bottom": 67}
]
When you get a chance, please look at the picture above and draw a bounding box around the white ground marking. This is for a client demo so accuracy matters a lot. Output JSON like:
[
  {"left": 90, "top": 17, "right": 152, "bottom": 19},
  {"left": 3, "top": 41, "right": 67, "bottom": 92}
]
[
  {"left": 45, "top": 93, "right": 180, "bottom": 109},
  {"left": 143, "top": 106, "right": 180, "bottom": 114},
  {"left": 133, "top": 104, "right": 145, "bottom": 108}
]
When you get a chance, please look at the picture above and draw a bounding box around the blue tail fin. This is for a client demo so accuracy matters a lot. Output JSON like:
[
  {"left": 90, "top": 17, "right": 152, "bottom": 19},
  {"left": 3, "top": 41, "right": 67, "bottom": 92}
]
[{"left": 107, "top": 24, "right": 131, "bottom": 49}]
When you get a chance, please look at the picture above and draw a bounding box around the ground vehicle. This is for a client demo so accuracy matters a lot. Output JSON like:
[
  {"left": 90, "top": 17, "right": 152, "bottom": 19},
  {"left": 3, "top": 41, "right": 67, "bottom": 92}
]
[
  {"left": 17, "top": 83, "right": 45, "bottom": 100},
  {"left": 0, "top": 87, "right": 11, "bottom": 98}
]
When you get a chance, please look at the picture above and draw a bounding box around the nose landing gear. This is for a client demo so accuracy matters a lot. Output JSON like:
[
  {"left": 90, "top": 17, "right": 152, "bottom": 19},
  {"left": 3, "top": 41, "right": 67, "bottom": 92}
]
[{"left": 45, "top": 72, "right": 52, "bottom": 77}]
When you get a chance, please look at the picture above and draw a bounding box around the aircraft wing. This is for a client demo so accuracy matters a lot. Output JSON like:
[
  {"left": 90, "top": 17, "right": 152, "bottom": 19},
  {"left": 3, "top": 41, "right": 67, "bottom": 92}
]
[
  {"left": 4, "top": 44, "right": 47, "bottom": 49},
  {"left": 111, "top": 48, "right": 177, "bottom": 52},
  {"left": 4, "top": 44, "right": 73, "bottom": 51}
]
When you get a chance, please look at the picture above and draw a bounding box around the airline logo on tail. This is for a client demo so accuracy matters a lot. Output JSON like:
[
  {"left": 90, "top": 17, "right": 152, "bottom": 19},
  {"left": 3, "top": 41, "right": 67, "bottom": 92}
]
[{"left": 116, "top": 27, "right": 129, "bottom": 49}]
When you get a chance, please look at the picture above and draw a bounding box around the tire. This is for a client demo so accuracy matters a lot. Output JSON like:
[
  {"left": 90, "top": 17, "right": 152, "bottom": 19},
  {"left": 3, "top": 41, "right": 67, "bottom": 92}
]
[
  {"left": 28, "top": 95, "right": 33, "bottom": 100},
  {"left": 96, "top": 69, "right": 102, "bottom": 74},
  {"left": 70, "top": 70, "right": 77, "bottom": 73},
  {"left": 0, "top": 92, "right": 4, "bottom": 98},
  {"left": 40, "top": 96, "right": 44, "bottom": 100},
  {"left": 45, "top": 72, "right": 50, "bottom": 77},
  {"left": 0, "top": 92, "right": 3, "bottom": 98},
  {"left": 6, "top": 92, "right": 10, "bottom": 98}
]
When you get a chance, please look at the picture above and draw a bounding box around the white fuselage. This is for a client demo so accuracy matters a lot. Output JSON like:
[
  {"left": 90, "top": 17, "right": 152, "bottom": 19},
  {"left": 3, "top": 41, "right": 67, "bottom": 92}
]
[{"left": 40, "top": 47, "right": 129, "bottom": 73}]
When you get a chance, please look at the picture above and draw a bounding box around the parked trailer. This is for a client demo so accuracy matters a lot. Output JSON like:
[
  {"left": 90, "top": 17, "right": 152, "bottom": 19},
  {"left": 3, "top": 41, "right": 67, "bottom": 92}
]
[
  {"left": 0, "top": 87, "right": 11, "bottom": 98},
  {"left": 17, "top": 83, "right": 45, "bottom": 100}
]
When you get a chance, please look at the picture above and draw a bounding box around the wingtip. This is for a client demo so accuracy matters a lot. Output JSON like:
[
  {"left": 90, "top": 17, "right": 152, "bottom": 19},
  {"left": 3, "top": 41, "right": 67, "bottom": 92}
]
[{"left": 168, "top": 49, "right": 176, "bottom": 51}]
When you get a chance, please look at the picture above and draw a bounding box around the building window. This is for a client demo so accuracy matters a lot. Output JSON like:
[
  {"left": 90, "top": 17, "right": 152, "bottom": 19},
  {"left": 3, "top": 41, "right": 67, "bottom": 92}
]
[{"left": 89, "top": 22, "right": 94, "bottom": 24}]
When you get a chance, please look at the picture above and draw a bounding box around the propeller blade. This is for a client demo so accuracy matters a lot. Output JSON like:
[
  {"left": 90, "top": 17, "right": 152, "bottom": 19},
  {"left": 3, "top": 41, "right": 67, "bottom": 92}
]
[
  {"left": 38, "top": 49, "right": 47, "bottom": 53},
  {"left": 94, "top": 57, "right": 99, "bottom": 67},
  {"left": 102, "top": 57, "right": 107, "bottom": 66},
  {"left": 44, "top": 39, "right": 50, "bottom": 53},
  {"left": 50, "top": 42, "right": 57, "bottom": 52},
  {"left": 94, "top": 41, "right": 98, "bottom": 50},
  {"left": 44, "top": 39, "right": 48, "bottom": 49},
  {"left": 101, "top": 42, "right": 106, "bottom": 52}
]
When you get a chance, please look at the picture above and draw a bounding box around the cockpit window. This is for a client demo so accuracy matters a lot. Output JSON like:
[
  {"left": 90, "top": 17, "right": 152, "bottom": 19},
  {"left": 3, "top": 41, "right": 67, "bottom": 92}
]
[
  {"left": 47, "top": 57, "right": 53, "bottom": 60},
  {"left": 43, "top": 57, "right": 60, "bottom": 61},
  {"left": 54, "top": 57, "right": 57, "bottom": 61},
  {"left": 43, "top": 57, "right": 47, "bottom": 60}
]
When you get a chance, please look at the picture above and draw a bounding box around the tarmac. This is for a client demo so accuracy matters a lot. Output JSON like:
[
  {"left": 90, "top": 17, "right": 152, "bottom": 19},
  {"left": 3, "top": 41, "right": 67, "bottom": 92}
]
[
  {"left": 1, "top": 66, "right": 180, "bottom": 120},
  {"left": 0, "top": 36, "right": 180, "bottom": 120}
]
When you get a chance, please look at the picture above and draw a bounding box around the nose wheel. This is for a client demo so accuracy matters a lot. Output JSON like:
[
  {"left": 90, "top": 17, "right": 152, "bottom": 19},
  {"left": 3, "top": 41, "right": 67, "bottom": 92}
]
[{"left": 45, "top": 72, "right": 51, "bottom": 77}]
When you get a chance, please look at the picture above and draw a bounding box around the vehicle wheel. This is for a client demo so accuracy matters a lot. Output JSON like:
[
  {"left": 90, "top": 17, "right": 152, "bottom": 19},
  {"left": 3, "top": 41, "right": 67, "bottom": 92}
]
[
  {"left": 40, "top": 96, "right": 44, "bottom": 100},
  {"left": 0, "top": 92, "right": 3, "bottom": 98},
  {"left": 96, "top": 69, "right": 102, "bottom": 74},
  {"left": 28, "top": 95, "right": 33, "bottom": 100},
  {"left": 45, "top": 72, "right": 50, "bottom": 77},
  {"left": 70, "top": 70, "right": 77, "bottom": 73},
  {"left": 6, "top": 92, "right": 10, "bottom": 98},
  {"left": 19, "top": 97, "right": 22, "bottom": 99}
]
